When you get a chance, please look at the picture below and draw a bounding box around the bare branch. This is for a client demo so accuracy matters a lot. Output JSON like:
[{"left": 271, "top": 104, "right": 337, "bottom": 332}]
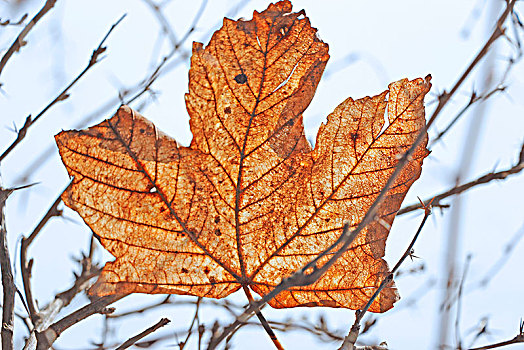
[
  {"left": 0, "top": 14, "right": 126, "bottom": 164},
  {"left": 20, "top": 184, "right": 68, "bottom": 326},
  {"left": 338, "top": 202, "right": 432, "bottom": 350},
  {"left": 0, "top": 0, "right": 57, "bottom": 80},
  {"left": 1, "top": 182, "right": 35, "bottom": 350},
  {"left": 35, "top": 294, "right": 126, "bottom": 349},
  {"left": 468, "top": 320, "right": 524, "bottom": 350},
  {"left": 115, "top": 318, "right": 170, "bottom": 350},
  {"left": 399, "top": 145, "right": 524, "bottom": 215},
  {"left": 0, "top": 185, "right": 15, "bottom": 350}
]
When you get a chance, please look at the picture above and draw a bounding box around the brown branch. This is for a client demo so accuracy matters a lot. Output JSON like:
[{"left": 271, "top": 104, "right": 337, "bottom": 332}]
[
  {"left": 115, "top": 318, "right": 170, "bottom": 350},
  {"left": 430, "top": 85, "right": 506, "bottom": 147},
  {"left": 0, "top": 13, "right": 29, "bottom": 27},
  {"left": 0, "top": 0, "right": 57, "bottom": 79},
  {"left": 23, "top": 246, "right": 102, "bottom": 349},
  {"left": 1, "top": 183, "right": 36, "bottom": 350},
  {"left": 425, "top": 0, "right": 516, "bottom": 130},
  {"left": 0, "top": 185, "right": 15, "bottom": 350},
  {"left": 398, "top": 146, "right": 524, "bottom": 215},
  {"left": 35, "top": 294, "right": 126, "bottom": 350},
  {"left": 125, "top": 0, "right": 208, "bottom": 105},
  {"left": 20, "top": 185, "right": 67, "bottom": 327},
  {"left": 242, "top": 286, "right": 284, "bottom": 350},
  {"left": 0, "top": 14, "right": 126, "bottom": 164},
  {"left": 338, "top": 202, "right": 431, "bottom": 350},
  {"left": 179, "top": 297, "right": 201, "bottom": 349},
  {"left": 468, "top": 320, "right": 524, "bottom": 350}
]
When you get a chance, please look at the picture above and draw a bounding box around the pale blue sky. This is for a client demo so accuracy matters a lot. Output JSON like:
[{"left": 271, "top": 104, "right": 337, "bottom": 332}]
[{"left": 1, "top": 1, "right": 523, "bottom": 349}]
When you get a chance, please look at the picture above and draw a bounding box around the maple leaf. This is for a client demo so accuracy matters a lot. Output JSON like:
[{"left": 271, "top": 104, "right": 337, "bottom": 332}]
[{"left": 55, "top": 0, "right": 430, "bottom": 313}]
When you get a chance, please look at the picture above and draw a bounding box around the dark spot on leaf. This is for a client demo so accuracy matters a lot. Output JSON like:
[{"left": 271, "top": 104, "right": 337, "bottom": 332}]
[
  {"left": 234, "top": 73, "right": 247, "bottom": 84},
  {"left": 139, "top": 128, "right": 145, "bottom": 134},
  {"left": 224, "top": 107, "right": 231, "bottom": 114},
  {"left": 182, "top": 268, "right": 188, "bottom": 273},
  {"left": 214, "top": 216, "right": 220, "bottom": 223},
  {"left": 209, "top": 276, "right": 217, "bottom": 284},
  {"left": 214, "top": 228, "right": 222, "bottom": 236},
  {"left": 350, "top": 132, "right": 358, "bottom": 141},
  {"left": 204, "top": 267, "right": 210, "bottom": 274},
  {"left": 301, "top": 301, "right": 318, "bottom": 307},
  {"left": 320, "top": 300, "right": 337, "bottom": 307}
]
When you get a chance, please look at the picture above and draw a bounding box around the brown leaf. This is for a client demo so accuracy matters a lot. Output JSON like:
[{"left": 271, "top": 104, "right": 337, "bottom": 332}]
[{"left": 55, "top": 0, "right": 430, "bottom": 313}]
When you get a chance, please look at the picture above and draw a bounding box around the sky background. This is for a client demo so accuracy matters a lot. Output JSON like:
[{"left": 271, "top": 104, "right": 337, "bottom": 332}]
[{"left": 1, "top": 0, "right": 523, "bottom": 349}]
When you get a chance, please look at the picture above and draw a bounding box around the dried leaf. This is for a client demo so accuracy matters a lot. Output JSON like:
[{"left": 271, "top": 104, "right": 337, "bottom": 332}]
[{"left": 56, "top": 0, "right": 430, "bottom": 312}]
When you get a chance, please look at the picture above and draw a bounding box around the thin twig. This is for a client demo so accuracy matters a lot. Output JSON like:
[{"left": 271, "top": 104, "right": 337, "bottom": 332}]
[
  {"left": 115, "top": 318, "right": 170, "bottom": 350},
  {"left": 179, "top": 297, "right": 201, "bottom": 349},
  {"left": 478, "top": 223, "right": 524, "bottom": 287},
  {"left": 399, "top": 146, "right": 524, "bottom": 215},
  {"left": 0, "top": 13, "right": 29, "bottom": 27},
  {"left": 0, "top": 0, "right": 57, "bottom": 79},
  {"left": 424, "top": 0, "right": 516, "bottom": 130},
  {"left": 338, "top": 201, "right": 432, "bottom": 350},
  {"left": 455, "top": 255, "right": 472, "bottom": 349},
  {"left": 23, "top": 250, "right": 102, "bottom": 349},
  {"left": 468, "top": 320, "right": 524, "bottom": 350},
  {"left": 125, "top": 0, "right": 208, "bottom": 105},
  {"left": 242, "top": 286, "right": 284, "bottom": 350},
  {"left": 20, "top": 184, "right": 68, "bottom": 326},
  {"left": 430, "top": 86, "right": 506, "bottom": 147},
  {"left": 0, "top": 14, "right": 126, "bottom": 164}
]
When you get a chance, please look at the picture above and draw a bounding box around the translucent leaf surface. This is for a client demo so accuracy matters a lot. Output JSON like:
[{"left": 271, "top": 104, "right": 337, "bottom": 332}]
[{"left": 56, "top": 0, "right": 430, "bottom": 313}]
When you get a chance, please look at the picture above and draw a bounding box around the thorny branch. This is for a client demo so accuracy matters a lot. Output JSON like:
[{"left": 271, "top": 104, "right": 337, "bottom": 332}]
[
  {"left": 338, "top": 201, "right": 432, "bottom": 350},
  {"left": 0, "top": 0, "right": 57, "bottom": 80},
  {"left": 398, "top": 143, "right": 524, "bottom": 215},
  {"left": 0, "top": 14, "right": 126, "bottom": 164}
]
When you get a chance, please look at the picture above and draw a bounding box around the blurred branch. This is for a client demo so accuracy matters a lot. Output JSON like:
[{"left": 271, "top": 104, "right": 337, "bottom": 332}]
[
  {"left": 115, "top": 318, "right": 170, "bottom": 350},
  {"left": 0, "top": 0, "right": 57, "bottom": 80},
  {"left": 425, "top": 0, "right": 517, "bottom": 129},
  {"left": 430, "top": 85, "right": 506, "bottom": 147},
  {"left": 398, "top": 144, "right": 524, "bottom": 215},
  {"left": 468, "top": 320, "right": 524, "bottom": 350},
  {"left": 0, "top": 14, "right": 126, "bottom": 164},
  {"left": 125, "top": 0, "right": 208, "bottom": 105},
  {"left": 478, "top": 223, "right": 524, "bottom": 287}
]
